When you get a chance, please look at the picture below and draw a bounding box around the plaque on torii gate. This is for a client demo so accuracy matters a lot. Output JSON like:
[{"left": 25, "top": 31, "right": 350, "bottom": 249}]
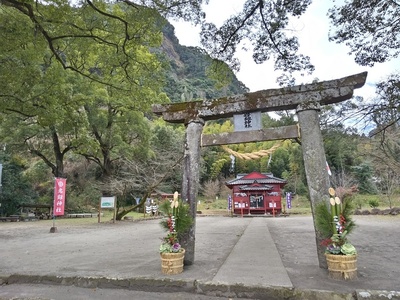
[{"left": 152, "top": 72, "right": 367, "bottom": 268}]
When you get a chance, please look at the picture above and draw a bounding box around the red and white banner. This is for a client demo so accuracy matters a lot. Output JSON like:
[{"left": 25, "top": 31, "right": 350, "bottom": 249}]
[
  {"left": 326, "top": 161, "right": 332, "bottom": 176},
  {"left": 53, "top": 178, "right": 66, "bottom": 216}
]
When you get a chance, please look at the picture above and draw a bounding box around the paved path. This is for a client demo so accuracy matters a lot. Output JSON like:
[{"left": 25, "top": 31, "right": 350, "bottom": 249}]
[
  {"left": 213, "top": 218, "right": 292, "bottom": 287},
  {"left": 1, "top": 215, "right": 400, "bottom": 299}
]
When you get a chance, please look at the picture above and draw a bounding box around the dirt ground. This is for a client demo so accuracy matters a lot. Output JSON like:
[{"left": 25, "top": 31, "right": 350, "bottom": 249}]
[{"left": 1, "top": 214, "right": 400, "bottom": 295}]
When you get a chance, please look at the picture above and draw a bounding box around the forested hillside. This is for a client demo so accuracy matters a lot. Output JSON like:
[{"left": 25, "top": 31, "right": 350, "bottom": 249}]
[{"left": 159, "top": 22, "right": 249, "bottom": 101}]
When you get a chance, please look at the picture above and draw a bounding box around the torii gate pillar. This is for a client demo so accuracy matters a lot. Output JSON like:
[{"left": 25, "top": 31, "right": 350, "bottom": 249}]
[
  {"left": 181, "top": 118, "right": 204, "bottom": 265},
  {"left": 296, "top": 103, "right": 330, "bottom": 269}
]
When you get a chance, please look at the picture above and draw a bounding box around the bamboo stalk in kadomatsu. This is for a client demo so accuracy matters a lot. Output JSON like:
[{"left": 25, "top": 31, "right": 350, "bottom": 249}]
[{"left": 329, "top": 188, "right": 337, "bottom": 234}]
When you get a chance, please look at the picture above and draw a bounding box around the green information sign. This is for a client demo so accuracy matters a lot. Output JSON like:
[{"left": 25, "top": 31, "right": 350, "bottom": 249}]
[{"left": 100, "top": 197, "right": 115, "bottom": 208}]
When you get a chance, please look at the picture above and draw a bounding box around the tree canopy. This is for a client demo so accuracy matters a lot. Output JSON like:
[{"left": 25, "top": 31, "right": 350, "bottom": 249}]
[
  {"left": 200, "top": 0, "right": 314, "bottom": 83},
  {"left": 328, "top": 0, "right": 400, "bottom": 67},
  {"left": 1, "top": 0, "right": 169, "bottom": 91}
]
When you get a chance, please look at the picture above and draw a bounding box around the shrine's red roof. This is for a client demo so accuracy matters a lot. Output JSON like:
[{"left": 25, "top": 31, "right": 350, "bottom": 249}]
[{"left": 225, "top": 172, "right": 286, "bottom": 188}]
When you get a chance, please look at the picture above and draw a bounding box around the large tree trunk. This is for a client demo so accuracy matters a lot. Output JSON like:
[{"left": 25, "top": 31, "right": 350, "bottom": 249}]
[{"left": 115, "top": 196, "right": 147, "bottom": 220}]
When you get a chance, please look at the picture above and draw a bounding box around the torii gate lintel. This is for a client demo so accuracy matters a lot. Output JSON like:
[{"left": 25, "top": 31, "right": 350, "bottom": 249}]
[{"left": 152, "top": 72, "right": 367, "bottom": 123}]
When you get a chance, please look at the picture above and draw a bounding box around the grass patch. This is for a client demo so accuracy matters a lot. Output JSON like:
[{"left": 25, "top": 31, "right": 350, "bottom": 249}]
[
  {"left": 353, "top": 194, "right": 400, "bottom": 210},
  {"left": 196, "top": 195, "right": 313, "bottom": 215},
  {"left": 197, "top": 198, "right": 229, "bottom": 211},
  {"left": 40, "top": 210, "right": 155, "bottom": 227}
]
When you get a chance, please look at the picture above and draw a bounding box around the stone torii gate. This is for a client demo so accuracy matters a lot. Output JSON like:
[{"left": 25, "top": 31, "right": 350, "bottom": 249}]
[{"left": 152, "top": 72, "right": 367, "bottom": 269}]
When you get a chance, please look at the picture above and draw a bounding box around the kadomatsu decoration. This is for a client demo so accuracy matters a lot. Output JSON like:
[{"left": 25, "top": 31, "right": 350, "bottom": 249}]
[{"left": 316, "top": 188, "right": 357, "bottom": 280}]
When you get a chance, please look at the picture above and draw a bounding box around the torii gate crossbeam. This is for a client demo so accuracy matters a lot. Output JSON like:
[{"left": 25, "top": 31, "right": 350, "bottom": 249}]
[{"left": 153, "top": 72, "right": 367, "bottom": 123}]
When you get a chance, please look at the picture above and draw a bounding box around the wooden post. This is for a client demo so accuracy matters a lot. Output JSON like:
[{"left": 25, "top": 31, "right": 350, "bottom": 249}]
[
  {"left": 272, "top": 200, "right": 275, "bottom": 217},
  {"left": 113, "top": 197, "right": 116, "bottom": 224},
  {"left": 98, "top": 202, "right": 101, "bottom": 223},
  {"left": 181, "top": 118, "right": 204, "bottom": 265},
  {"left": 296, "top": 102, "right": 331, "bottom": 269}
]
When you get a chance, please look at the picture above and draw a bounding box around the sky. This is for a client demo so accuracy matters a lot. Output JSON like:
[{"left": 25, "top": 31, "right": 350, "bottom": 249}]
[{"left": 170, "top": 0, "right": 399, "bottom": 101}]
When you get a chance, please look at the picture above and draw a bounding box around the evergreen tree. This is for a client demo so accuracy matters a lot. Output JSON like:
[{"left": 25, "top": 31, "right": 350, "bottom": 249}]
[{"left": 0, "top": 152, "right": 38, "bottom": 216}]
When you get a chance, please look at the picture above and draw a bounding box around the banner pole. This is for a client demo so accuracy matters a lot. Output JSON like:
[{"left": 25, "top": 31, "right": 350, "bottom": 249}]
[
  {"left": 50, "top": 213, "right": 57, "bottom": 233},
  {"left": 50, "top": 177, "right": 57, "bottom": 233}
]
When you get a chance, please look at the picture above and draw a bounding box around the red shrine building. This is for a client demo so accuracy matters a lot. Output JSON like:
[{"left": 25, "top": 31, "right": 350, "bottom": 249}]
[{"left": 226, "top": 171, "right": 287, "bottom": 215}]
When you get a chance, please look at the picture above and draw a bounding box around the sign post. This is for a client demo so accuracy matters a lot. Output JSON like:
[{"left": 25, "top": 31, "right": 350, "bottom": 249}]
[{"left": 99, "top": 196, "right": 116, "bottom": 223}]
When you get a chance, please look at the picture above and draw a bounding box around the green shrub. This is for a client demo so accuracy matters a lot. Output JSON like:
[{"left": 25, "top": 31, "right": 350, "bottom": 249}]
[
  {"left": 368, "top": 199, "right": 379, "bottom": 208},
  {"left": 354, "top": 198, "right": 363, "bottom": 209}
]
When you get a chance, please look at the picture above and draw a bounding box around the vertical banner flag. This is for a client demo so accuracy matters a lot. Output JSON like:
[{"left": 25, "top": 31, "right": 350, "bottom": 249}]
[
  {"left": 228, "top": 195, "right": 232, "bottom": 211},
  {"left": 54, "top": 178, "right": 66, "bottom": 216},
  {"left": 286, "top": 192, "right": 292, "bottom": 209}
]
